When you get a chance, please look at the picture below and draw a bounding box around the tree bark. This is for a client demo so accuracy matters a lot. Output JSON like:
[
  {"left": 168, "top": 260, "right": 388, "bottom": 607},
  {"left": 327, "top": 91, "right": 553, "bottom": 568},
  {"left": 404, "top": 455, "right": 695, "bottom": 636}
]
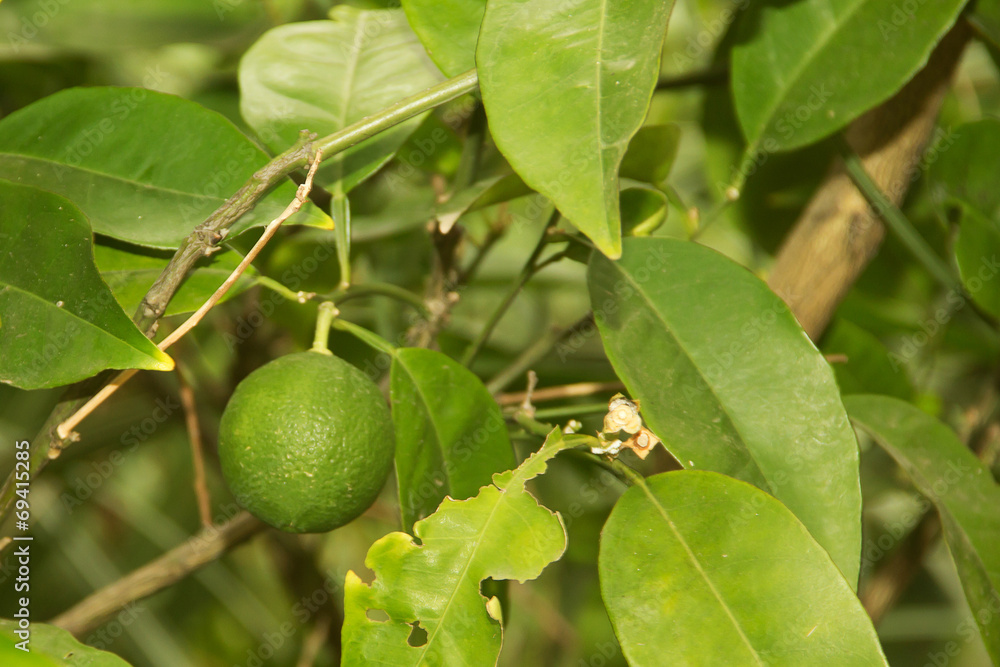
[{"left": 767, "top": 23, "right": 971, "bottom": 339}]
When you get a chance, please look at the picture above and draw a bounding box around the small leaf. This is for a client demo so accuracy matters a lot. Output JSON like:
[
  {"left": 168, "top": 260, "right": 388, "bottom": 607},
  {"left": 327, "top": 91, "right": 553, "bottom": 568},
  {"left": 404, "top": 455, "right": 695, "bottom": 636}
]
[
  {"left": 435, "top": 172, "right": 533, "bottom": 233},
  {"left": 477, "top": 0, "right": 675, "bottom": 258},
  {"left": 0, "top": 87, "right": 330, "bottom": 250},
  {"left": 0, "top": 619, "right": 133, "bottom": 665},
  {"left": 600, "top": 471, "right": 888, "bottom": 666},
  {"left": 588, "top": 237, "right": 862, "bottom": 584},
  {"left": 93, "top": 242, "right": 259, "bottom": 318},
  {"left": 0, "top": 181, "right": 173, "bottom": 390},
  {"left": 342, "top": 429, "right": 571, "bottom": 666},
  {"left": 732, "top": 0, "right": 966, "bottom": 152},
  {"left": 845, "top": 395, "right": 1000, "bottom": 663},
  {"left": 390, "top": 348, "right": 516, "bottom": 531},
  {"left": 401, "top": 0, "right": 486, "bottom": 76},
  {"left": 619, "top": 124, "right": 681, "bottom": 186},
  {"left": 239, "top": 6, "right": 443, "bottom": 194},
  {"left": 619, "top": 183, "right": 668, "bottom": 237}
]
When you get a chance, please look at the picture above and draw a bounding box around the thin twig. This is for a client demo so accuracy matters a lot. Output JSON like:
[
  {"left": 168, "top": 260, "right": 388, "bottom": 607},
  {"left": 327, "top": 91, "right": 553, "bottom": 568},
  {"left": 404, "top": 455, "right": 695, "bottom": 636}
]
[
  {"left": 51, "top": 511, "right": 264, "bottom": 637},
  {"left": 461, "top": 211, "right": 563, "bottom": 366},
  {"left": 177, "top": 369, "right": 212, "bottom": 528},
  {"left": 53, "top": 149, "right": 324, "bottom": 444},
  {"left": 497, "top": 381, "right": 624, "bottom": 406},
  {"left": 0, "top": 70, "right": 481, "bottom": 524},
  {"left": 486, "top": 312, "right": 595, "bottom": 395}
]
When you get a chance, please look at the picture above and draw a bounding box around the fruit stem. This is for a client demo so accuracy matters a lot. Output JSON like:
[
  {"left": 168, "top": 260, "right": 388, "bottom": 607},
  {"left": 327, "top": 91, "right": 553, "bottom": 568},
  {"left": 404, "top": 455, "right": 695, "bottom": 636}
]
[{"left": 312, "top": 301, "right": 339, "bottom": 355}]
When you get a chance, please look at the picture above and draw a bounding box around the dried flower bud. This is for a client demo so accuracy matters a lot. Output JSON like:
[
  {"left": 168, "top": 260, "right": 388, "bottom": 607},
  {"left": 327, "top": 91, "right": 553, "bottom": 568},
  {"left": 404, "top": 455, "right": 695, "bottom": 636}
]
[
  {"left": 623, "top": 427, "right": 661, "bottom": 460},
  {"left": 603, "top": 393, "right": 642, "bottom": 435}
]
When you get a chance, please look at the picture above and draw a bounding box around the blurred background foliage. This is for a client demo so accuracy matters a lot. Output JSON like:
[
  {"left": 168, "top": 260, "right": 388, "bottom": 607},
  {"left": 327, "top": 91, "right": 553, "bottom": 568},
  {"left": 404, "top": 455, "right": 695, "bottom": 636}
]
[{"left": 0, "top": 0, "right": 998, "bottom": 665}]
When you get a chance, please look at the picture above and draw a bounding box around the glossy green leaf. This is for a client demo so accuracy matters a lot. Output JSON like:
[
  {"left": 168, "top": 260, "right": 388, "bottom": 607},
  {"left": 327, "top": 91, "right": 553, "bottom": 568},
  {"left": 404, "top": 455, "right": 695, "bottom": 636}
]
[
  {"left": 239, "top": 6, "right": 443, "bottom": 194},
  {"left": 390, "top": 347, "right": 516, "bottom": 531},
  {"left": 477, "top": 0, "right": 675, "bottom": 258},
  {"left": 845, "top": 395, "right": 1000, "bottom": 663},
  {"left": 732, "top": 0, "right": 966, "bottom": 152},
  {"left": 588, "top": 237, "right": 862, "bottom": 584},
  {"left": 402, "top": 0, "right": 486, "bottom": 76},
  {"left": 0, "top": 182, "right": 173, "bottom": 390},
  {"left": 619, "top": 124, "right": 681, "bottom": 186},
  {"left": 342, "top": 429, "right": 570, "bottom": 666},
  {"left": 0, "top": 87, "right": 330, "bottom": 250},
  {"left": 93, "top": 242, "right": 258, "bottom": 318},
  {"left": 0, "top": 619, "right": 133, "bottom": 666},
  {"left": 600, "top": 471, "right": 887, "bottom": 666},
  {"left": 952, "top": 207, "right": 1000, "bottom": 318},
  {"left": 971, "top": 3, "right": 1000, "bottom": 50}
]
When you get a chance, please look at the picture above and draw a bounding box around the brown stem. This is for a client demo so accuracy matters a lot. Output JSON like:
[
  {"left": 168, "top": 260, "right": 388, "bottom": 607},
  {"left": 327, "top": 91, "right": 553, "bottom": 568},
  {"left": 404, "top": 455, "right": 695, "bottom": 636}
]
[
  {"left": 767, "top": 23, "right": 970, "bottom": 339},
  {"left": 497, "top": 380, "right": 625, "bottom": 406},
  {"left": 51, "top": 511, "right": 264, "bottom": 637},
  {"left": 177, "top": 370, "right": 213, "bottom": 528}
]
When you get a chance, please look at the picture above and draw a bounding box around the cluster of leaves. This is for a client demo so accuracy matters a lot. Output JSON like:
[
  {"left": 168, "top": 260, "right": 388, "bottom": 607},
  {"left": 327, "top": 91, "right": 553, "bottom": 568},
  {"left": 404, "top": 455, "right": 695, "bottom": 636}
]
[{"left": 1, "top": 0, "right": 1000, "bottom": 666}]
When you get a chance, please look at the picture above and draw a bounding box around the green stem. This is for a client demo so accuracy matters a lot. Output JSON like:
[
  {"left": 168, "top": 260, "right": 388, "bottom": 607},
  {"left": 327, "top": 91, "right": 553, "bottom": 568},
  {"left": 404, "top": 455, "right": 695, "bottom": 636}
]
[
  {"left": 332, "top": 192, "right": 352, "bottom": 290},
  {"left": 839, "top": 141, "right": 958, "bottom": 290},
  {"left": 327, "top": 282, "right": 431, "bottom": 318},
  {"left": 513, "top": 411, "right": 557, "bottom": 438},
  {"left": 461, "top": 211, "right": 562, "bottom": 366},
  {"left": 531, "top": 402, "right": 609, "bottom": 420},
  {"left": 330, "top": 319, "right": 397, "bottom": 357},
  {"left": 0, "top": 71, "right": 481, "bottom": 527},
  {"left": 256, "top": 276, "right": 308, "bottom": 302},
  {"left": 485, "top": 312, "right": 593, "bottom": 394},
  {"left": 311, "top": 302, "right": 338, "bottom": 354}
]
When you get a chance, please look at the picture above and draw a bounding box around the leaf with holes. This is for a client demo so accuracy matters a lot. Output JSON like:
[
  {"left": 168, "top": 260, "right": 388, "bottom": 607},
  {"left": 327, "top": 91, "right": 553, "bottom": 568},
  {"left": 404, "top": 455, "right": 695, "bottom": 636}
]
[
  {"left": 588, "top": 237, "right": 862, "bottom": 585},
  {"left": 845, "top": 395, "right": 1000, "bottom": 663},
  {"left": 477, "top": 0, "right": 675, "bottom": 258},
  {"left": 240, "top": 6, "right": 443, "bottom": 194},
  {"left": 390, "top": 347, "right": 516, "bottom": 531},
  {"left": 0, "top": 181, "right": 173, "bottom": 390},
  {"left": 0, "top": 87, "right": 329, "bottom": 250},
  {"left": 341, "top": 429, "right": 570, "bottom": 666},
  {"left": 600, "top": 471, "right": 887, "bottom": 666}
]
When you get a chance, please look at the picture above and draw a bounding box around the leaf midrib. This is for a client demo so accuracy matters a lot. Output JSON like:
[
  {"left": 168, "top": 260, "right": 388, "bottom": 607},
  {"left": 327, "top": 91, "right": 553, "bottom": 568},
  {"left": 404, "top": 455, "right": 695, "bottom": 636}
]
[
  {"left": 0, "top": 153, "right": 224, "bottom": 202},
  {"left": 635, "top": 481, "right": 765, "bottom": 665},
  {"left": 744, "top": 0, "right": 867, "bottom": 146},
  {"left": 608, "top": 260, "right": 774, "bottom": 493}
]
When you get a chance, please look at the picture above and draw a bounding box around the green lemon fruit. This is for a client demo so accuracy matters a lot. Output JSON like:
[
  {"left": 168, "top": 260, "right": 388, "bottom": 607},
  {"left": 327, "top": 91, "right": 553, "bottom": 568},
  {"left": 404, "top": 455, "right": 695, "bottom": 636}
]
[{"left": 218, "top": 350, "right": 394, "bottom": 533}]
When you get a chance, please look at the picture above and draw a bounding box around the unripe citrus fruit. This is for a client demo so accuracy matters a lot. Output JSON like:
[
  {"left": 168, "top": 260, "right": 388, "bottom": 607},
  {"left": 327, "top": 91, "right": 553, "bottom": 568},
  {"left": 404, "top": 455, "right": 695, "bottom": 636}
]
[{"left": 218, "top": 350, "right": 394, "bottom": 533}]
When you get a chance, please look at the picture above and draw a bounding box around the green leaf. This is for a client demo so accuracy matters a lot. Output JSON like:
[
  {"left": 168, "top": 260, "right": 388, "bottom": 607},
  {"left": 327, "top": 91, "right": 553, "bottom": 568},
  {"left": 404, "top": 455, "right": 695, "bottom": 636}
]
[
  {"left": 342, "top": 429, "right": 571, "bottom": 666},
  {"left": 477, "top": 0, "right": 675, "bottom": 258},
  {"left": 588, "top": 237, "right": 862, "bottom": 584},
  {"left": 732, "top": 0, "right": 966, "bottom": 152},
  {"left": 435, "top": 172, "right": 533, "bottom": 233},
  {"left": 600, "top": 471, "right": 888, "bottom": 666},
  {"left": 619, "top": 183, "right": 668, "bottom": 237},
  {"left": 239, "top": 6, "right": 443, "bottom": 194},
  {"left": 401, "top": 0, "right": 486, "bottom": 76},
  {"left": 0, "top": 87, "right": 330, "bottom": 250},
  {"left": 0, "top": 181, "right": 174, "bottom": 390},
  {"left": 619, "top": 124, "right": 681, "bottom": 186},
  {"left": 93, "top": 242, "right": 258, "bottom": 318},
  {"left": 390, "top": 348, "right": 517, "bottom": 531},
  {"left": 0, "top": 619, "right": 133, "bottom": 665},
  {"left": 845, "top": 395, "right": 1000, "bottom": 663},
  {"left": 927, "top": 120, "right": 1000, "bottom": 317},
  {"left": 821, "top": 319, "right": 913, "bottom": 399}
]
